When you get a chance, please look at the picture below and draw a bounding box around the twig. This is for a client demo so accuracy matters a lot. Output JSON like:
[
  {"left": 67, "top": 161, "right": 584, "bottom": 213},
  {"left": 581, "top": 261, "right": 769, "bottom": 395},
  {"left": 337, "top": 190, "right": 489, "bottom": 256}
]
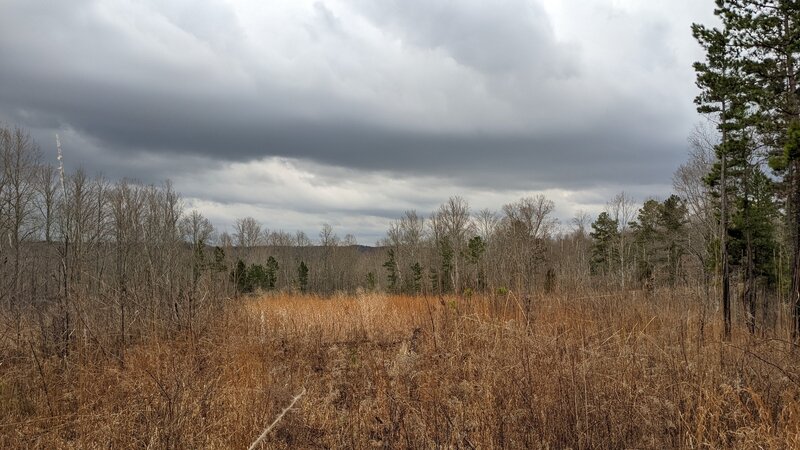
[
  {"left": 725, "top": 343, "right": 799, "bottom": 388},
  {"left": 248, "top": 387, "right": 306, "bottom": 450},
  {"left": 29, "top": 341, "right": 55, "bottom": 417}
]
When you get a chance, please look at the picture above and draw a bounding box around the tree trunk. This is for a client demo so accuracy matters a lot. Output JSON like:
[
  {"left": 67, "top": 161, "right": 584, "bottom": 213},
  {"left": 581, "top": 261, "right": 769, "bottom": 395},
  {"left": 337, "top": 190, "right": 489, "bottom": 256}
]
[{"left": 721, "top": 123, "right": 731, "bottom": 341}]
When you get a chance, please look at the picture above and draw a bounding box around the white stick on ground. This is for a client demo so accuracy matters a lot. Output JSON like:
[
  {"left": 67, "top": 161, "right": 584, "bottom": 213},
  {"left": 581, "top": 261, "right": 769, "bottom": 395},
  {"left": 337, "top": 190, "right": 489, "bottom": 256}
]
[
  {"left": 260, "top": 311, "right": 266, "bottom": 344},
  {"left": 248, "top": 387, "right": 307, "bottom": 450}
]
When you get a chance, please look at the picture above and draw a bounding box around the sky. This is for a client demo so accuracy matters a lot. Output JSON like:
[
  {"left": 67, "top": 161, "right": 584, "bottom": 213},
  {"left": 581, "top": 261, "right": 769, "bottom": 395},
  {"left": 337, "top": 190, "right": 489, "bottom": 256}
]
[{"left": 0, "top": 0, "right": 717, "bottom": 244}]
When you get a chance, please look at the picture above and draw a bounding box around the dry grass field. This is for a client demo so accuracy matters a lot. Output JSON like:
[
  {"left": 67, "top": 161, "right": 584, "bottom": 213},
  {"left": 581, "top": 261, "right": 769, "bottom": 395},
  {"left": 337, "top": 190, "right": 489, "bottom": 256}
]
[{"left": 2, "top": 289, "right": 800, "bottom": 448}]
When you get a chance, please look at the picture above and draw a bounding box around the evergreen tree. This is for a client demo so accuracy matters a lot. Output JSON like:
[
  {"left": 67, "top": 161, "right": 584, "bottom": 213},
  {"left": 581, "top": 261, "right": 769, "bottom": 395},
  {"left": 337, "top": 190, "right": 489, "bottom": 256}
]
[
  {"left": 212, "top": 246, "right": 226, "bottom": 272},
  {"left": 693, "top": 14, "right": 744, "bottom": 339},
  {"left": 439, "top": 238, "right": 454, "bottom": 294},
  {"left": 410, "top": 262, "right": 423, "bottom": 294},
  {"left": 297, "top": 261, "right": 309, "bottom": 293},
  {"left": 265, "top": 256, "right": 279, "bottom": 290},
  {"left": 630, "top": 196, "right": 688, "bottom": 288},
  {"left": 248, "top": 264, "right": 267, "bottom": 291},
  {"left": 365, "top": 272, "right": 376, "bottom": 291},
  {"left": 191, "top": 238, "right": 207, "bottom": 286},
  {"left": 728, "top": 168, "right": 780, "bottom": 332},
  {"left": 590, "top": 212, "right": 620, "bottom": 277},
  {"left": 231, "top": 259, "right": 248, "bottom": 295},
  {"left": 631, "top": 200, "right": 661, "bottom": 285},
  {"left": 660, "top": 195, "right": 689, "bottom": 286},
  {"left": 383, "top": 249, "right": 399, "bottom": 293},
  {"left": 695, "top": 1, "right": 792, "bottom": 336},
  {"left": 710, "top": 0, "right": 800, "bottom": 339},
  {"left": 428, "top": 266, "right": 440, "bottom": 295},
  {"left": 467, "top": 236, "right": 486, "bottom": 291}
]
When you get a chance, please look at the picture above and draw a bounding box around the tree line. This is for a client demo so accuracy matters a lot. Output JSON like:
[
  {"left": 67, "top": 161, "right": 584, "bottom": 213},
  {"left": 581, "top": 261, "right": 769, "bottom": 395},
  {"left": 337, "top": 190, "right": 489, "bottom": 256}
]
[
  {"left": 3, "top": 0, "right": 800, "bottom": 357},
  {"left": 0, "top": 113, "right": 792, "bottom": 358}
]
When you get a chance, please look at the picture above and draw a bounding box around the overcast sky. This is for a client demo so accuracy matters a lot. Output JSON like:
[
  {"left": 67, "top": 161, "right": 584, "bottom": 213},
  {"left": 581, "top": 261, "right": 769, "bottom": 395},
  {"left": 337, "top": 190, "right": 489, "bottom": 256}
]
[{"left": 0, "top": 0, "right": 716, "bottom": 243}]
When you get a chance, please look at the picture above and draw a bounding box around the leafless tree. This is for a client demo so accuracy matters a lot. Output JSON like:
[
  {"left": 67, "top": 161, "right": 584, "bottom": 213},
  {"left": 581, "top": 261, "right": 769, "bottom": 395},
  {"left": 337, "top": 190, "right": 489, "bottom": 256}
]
[
  {"left": 219, "top": 231, "right": 233, "bottom": 248},
  {"left": 608, "top": 192, "right": 637, "bottom": 290},
  {"left": 499, "top": 195, "right": 558, "bottom": 293},
  {"left": 502, "top": 196, "right": 557, "bottom": 240},
  {"left": 675, "top": 126, "right": 718, "bottom": 287},
  {"left": 109, "top": 179, "right": 145, "bottom": 360},
  {"left": 0, "top": 126, "right": 41, "bottom": 307},
  {"left": 382, "top": 210, "right": 426, "bottom": 292},
  {"left": 295, "top": 230, "right": 311, "bottom": 247},
  {"left": 319, "top": 223, "right": 339, "bottom": 247},
  {"left": 263, "top": 230, "right": 293, "bottom": 246},
  {"left": 571, "top": 210, "right": 591, "bottom": 238},
  {"left": 474, "top": 208, "right": 499, "bottom": 243},
  {"left": 234, "top": 217, "right": 262, "bottom": 248},
  {"left": 561, "top": 210, "right": 592, "bottom": 285},
  {"left": 180, "top": 210, "right": 215, "bottom": 247},
  {"left": 342, "top": 234, "right": 357, "bottom": 246},
  {"left": 431, "top": 197, "right": 472, "bottom": 295},
  {"left": 674, "top": 125, "right": 720, "bottom": 336},
  {"left": 317, "top": 223, "right": 340, "bottom": 292},
  {"left": 35, "top": 164, "right": 59, "bottom": 243}
]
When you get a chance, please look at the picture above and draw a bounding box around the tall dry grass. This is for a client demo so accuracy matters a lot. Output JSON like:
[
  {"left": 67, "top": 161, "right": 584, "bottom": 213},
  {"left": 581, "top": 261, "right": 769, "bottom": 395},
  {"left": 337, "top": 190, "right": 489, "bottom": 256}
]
[{"left": 1, "top": 289, "right": 799, "bottom": 448}]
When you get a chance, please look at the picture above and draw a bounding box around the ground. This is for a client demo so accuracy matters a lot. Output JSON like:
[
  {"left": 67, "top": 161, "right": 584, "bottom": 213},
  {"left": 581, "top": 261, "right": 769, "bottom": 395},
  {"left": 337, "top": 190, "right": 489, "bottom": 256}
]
[{"left": 1, "top": 289, "right": 799, "bottom": 448}]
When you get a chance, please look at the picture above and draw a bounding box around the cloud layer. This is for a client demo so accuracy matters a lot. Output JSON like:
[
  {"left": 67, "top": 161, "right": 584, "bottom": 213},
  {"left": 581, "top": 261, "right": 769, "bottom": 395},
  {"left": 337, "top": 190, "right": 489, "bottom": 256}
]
[{"left": 0, "top": 0, "right": 715, "bottom": 241}]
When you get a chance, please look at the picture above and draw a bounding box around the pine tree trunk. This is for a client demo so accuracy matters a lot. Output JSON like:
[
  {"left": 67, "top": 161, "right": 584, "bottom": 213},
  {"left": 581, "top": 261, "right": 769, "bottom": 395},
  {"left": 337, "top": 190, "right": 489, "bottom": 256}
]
[
  {"left": 721, "top": 125, "right": 731, "bottom": 341},
  {"left": 745, "top": 235, "right": 756, "bottom": 335},
  {"left": 792, "top": 162, "right": 800, "bottom": 342},
  {"left": 744, "top": 165, "right": 756, "bottom": 335}
]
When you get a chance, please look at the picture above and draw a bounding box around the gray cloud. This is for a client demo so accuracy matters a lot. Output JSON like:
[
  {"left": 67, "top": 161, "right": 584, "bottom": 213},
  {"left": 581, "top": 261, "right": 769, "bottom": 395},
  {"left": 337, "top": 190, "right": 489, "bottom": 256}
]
[
  {"left": 0, "top": 0, "right": 716, "bottom": 239},
  {"left": 348, "top": 0, "right": 578, "bottom": 76}
]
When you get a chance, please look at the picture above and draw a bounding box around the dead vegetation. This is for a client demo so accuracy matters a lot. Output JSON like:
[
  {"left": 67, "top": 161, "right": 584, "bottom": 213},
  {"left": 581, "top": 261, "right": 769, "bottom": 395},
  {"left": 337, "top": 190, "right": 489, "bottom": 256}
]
[{"left": 1, "top": 288, "right": 799, "bottom": 448}]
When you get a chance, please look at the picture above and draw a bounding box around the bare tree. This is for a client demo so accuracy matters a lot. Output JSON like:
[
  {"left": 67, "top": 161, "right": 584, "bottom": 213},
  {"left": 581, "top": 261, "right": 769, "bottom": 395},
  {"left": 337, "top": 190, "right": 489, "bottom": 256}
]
[
  {"left": 180, "top": 209, "right": 214, "bottom": 288},
  {"left": 319, "top": 223, "right": 339, "bottom": 247},
  {"left": 674, "top": 125, "right": 721, "bottom": 338},
  {"left": 502, "top": 196, "right": 558, "bottom": 241},
  {"left": 431, "top": 197, "right": 472, "bottom": 295},
  {"left": 259, "top": 227, "right": 272, "bottom": 247},
  {"left": 563, "top": 210, "right": 592, "bottom": 285},
  {"left": 64, "top": 168, "right": 104, "bottom": 289},
  {"left": 318, "top": 224, "right": 340, "bottom": 292},
  {"left": 219, "top": 231, "right": 233, "bottom": 248},
  {"left": 0, "top": 125, "right": 41, "bottom": 307},
  {"left": 499, "top": 195, "right": 558, "bottom": 293},
  {"left": 109, "top": 179, "right": 145, "bottom": 361},
  {"left": 234, "top": 217, "right": 262, "bottom": 248},
  {"left": 295, "top": 230, "right": 311, "bottom": 247},
  {"left": 34, "top": 164, "right": 59, "bottom": 243},
  {"left": 675, "top": 126, "right": 718, "bottom": 288},
  {"left": 87, "top": 174, "right": 111, "bottom": 297},
  {"left": 180, "top": 210, "right": 215, "bottom": 247},
  {"left": 342, "top": 234, "right": 357, "bottom": 246},
  {"left": 571, "top": 210, "right": 591, "bottom": 238},
  {"left": 265, "top": 230, "right": 295, "bottom": 247},
  {"left": 474, "top": 208, "right": 499, "bottom": 243},
  {"left": 608, "top": 192, "right": 637, "bottom": 290},
  {"left": 382, "top": 210, "right": 426, "bottom": 293}
]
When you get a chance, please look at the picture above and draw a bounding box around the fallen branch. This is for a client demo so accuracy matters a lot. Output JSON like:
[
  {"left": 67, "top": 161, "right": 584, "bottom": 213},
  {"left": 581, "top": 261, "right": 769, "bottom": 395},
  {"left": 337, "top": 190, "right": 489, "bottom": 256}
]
[{"left": 248, "top": 387, "right": 307, "bottom": 450}]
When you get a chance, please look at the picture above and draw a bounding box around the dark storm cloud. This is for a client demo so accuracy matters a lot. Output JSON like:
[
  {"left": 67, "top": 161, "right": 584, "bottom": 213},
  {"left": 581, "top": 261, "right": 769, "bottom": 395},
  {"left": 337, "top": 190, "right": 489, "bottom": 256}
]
[
  {"left": 7, "top": 102, "right": 681, "bottom": 192},
  {"left": 0, "top": 0, "right": 711, "bottom": 225}
]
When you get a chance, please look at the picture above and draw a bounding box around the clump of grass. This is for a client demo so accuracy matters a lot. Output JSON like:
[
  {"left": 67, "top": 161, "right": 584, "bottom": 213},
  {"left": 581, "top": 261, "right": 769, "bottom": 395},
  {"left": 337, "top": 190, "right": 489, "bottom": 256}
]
[{"left": 1, "top": 289, "right": 799, "bottom": 448}]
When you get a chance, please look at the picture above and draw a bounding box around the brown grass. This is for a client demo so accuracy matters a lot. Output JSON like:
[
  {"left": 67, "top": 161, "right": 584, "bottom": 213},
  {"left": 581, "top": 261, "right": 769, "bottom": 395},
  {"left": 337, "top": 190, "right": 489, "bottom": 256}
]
[{"left": 2, "top": 289, "right": 800, "bottom": 448}]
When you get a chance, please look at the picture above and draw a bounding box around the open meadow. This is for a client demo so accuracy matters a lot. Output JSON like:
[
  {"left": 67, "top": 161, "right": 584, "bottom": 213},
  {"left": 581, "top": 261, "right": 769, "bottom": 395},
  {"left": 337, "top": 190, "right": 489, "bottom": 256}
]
[
  {"left": 7, "top": 1, "right": 800, "bottom": 448},
  {"left": 2, "top": 289, "right": 799, "bottom": 448}
]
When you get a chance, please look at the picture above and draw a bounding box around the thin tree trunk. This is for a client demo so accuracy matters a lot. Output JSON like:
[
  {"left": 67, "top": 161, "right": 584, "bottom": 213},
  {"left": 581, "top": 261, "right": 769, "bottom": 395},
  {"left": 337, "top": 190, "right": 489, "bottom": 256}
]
[{"left": 721, "top": 121, "right": 731, "bottom": 341}]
